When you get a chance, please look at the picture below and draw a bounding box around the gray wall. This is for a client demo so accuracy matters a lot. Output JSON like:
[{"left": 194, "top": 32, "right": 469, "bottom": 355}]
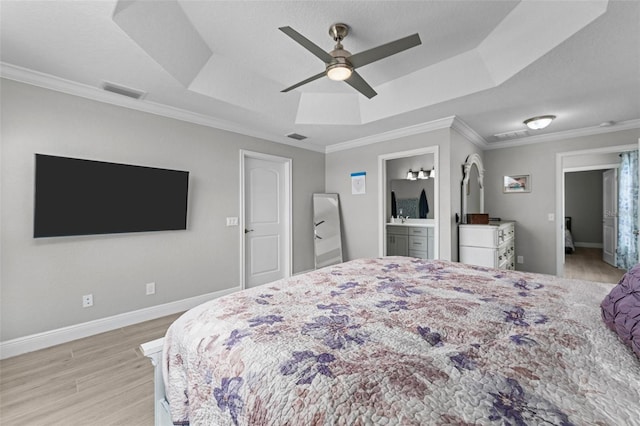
[
  {"left": 326, "top": 129, "right": 451, "bottom": 260},
  {"left": 325, "top": 127, "right": 482, "bottom": 262},
  {"left": 484, "top": 129, "right": 639, "bottom": 274},
  {"left": 565, "top": 170, "right": 605, "bottom": 245},
  {"left": 1, "top": 79, "right": 325, "bottom": 341}
]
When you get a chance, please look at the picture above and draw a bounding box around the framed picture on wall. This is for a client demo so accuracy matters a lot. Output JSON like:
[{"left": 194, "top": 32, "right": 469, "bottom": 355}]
[{"left": 503, "top": 174, "right": 531, "bottom": 193}]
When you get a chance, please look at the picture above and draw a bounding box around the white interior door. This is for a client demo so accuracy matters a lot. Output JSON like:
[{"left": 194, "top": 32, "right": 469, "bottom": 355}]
[
  {"left": 602, "top": 169, "right": 617, "bottom": 266},
  {"left": 243, "top": 154, "right": 291, "bottom": 288}
]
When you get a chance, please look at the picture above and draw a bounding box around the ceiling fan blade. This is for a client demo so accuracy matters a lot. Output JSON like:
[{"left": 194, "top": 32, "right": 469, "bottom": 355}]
[
  {"left": 279, "top": 26, "right": 333, "bottom": 64},
  {"left": 345, "top": 70, "right": 377, "bottom": 99},
  {"left": 281, "top": 71, "right": 327, "bottom": 93},
  {"left": 349, "top": 33, "right": 422, "bottom": 69}
]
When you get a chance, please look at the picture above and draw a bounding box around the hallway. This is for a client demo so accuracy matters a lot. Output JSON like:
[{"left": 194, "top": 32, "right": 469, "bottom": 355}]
[{"left": 563, "top": 247, "right": 625, "bottom": 284}]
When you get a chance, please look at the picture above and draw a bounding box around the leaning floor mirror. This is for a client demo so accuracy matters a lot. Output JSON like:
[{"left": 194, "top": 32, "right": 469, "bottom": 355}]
[{"left": 313, "top": 193, "right": 344, "bottom": 269}]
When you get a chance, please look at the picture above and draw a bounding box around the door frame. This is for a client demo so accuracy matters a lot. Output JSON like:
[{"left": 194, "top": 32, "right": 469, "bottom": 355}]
[
  {"left": 555, "top": 144, "right": 636, "bottom": 276},
  {"left": 377, "top": 146, "right": 439, "bottom": 259},
  {"left": 239, "top": 150, "right": 292, "bottom": 289}
]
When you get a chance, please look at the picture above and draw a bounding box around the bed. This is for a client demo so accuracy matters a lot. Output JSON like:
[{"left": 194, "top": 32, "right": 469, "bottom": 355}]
[
  {"left": 143, "top": 256, "right": 640, "bottom": 425},
  {"left": 565, "top": 216, "right": 576, "bottom": 254}
]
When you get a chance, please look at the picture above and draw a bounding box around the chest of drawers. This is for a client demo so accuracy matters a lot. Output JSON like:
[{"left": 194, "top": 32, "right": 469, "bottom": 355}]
[{"left": 459, "top": 221, "right": 515, "bottom": 270}]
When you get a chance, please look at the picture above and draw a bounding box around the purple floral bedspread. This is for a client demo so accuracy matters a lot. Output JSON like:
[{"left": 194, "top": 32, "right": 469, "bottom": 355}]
[{"left": 163, "top": 257, "right": 640, "bottom": 425}]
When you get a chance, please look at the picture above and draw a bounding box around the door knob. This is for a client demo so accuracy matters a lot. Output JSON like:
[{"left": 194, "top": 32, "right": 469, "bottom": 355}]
[{"left": 244, "top": 229, "right": 254, "bottom": 234}]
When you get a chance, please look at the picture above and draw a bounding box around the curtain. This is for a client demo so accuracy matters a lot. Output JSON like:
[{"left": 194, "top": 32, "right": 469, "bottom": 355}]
[{"left": 616, "top": 150, "right": 639, "bottom": 270}]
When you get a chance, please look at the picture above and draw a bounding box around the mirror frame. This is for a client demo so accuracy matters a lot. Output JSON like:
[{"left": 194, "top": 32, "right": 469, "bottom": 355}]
[
  {"left": 461, "top": 153, "right": 485, "bottom": 223},
  {"left": 313, "top": 193, "right": 343, "bottom": 269}
]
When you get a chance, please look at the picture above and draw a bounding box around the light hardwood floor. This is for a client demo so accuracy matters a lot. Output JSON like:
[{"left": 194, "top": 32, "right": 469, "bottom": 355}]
[
  {"left": 0, "top": 312, "right": 182, "bottom": 426},
  {"left": 563, "top": 247, "right": 626, "bottom": 284}
]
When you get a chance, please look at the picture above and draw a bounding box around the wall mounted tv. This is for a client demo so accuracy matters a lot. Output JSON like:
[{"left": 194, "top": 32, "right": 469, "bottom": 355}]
[{"left": 34, "top": 154, "right": 189, "bottom": 238}]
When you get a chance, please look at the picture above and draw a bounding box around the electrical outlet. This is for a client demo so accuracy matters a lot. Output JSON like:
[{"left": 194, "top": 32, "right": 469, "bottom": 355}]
[
  {"left": 517, "top": 256, "right": 524, "bottom": 264},
  {"left": 82, "top": 294, "right": 93, "bottom": 308},
  {"left": 146, "top": 282, "right": 155, "bottom": 295}
]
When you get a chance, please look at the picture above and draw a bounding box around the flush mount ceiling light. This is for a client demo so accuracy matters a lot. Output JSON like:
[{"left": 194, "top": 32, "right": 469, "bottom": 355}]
[{"left": 524, "top": 115, "right": 556, "bottom": 130}]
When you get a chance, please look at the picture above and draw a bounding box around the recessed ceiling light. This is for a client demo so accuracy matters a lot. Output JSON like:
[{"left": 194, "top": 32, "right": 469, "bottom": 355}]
[{"left": 523, "top": 115, "right": 556, "bottom": 130}]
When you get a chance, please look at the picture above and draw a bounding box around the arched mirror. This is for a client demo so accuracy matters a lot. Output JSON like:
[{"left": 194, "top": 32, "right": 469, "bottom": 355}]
[
  {"left": 461, "top": 153, "right": 484, "bottom": 223},
  {"left": 313, "top": 193, "right": 343, "bottom": 268}
]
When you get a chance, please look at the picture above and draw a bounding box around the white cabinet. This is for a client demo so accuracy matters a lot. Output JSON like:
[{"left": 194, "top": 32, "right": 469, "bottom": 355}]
[
  {"left": 387, "top": 225, "right": 434, "bottom": 259},
  {"left": 459, "top": 221, "right": 515, "bottom": 270}
]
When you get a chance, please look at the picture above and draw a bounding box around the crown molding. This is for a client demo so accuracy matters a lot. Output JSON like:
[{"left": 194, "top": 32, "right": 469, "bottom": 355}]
[
  {"left": 325, "top": 116, "right": 457, "bottom": 153},
  {"left": 325, "top": 116, "right": 489, "bottom": 153},
  {"left": 0, "top": 62, "right": 327, "bottom": 154},
  {"left": 4, "top": 62, "right": 636, "bottom": 156},
  {"left": 483, "top": 119, "right": 640, "bottom": 150},
  {"left": 450, "top": 117, "right": 489, "bottom": 149}
]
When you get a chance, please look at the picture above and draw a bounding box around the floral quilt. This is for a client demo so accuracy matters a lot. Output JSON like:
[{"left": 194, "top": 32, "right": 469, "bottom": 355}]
[{"left": 163, "top": 257, "right": 640, "bottom": 425}]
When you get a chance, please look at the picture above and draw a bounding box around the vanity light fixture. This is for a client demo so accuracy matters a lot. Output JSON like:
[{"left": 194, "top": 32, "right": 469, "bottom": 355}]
[
  {"left": 407, "top": 168, "right": 434, "bottom": 180},
  {"left": 523, "top": 115, "right": 556, "bottom": 130}
]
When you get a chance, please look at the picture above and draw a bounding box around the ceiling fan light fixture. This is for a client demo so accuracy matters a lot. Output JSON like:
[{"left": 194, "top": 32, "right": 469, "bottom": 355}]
[
  {"left": 326, "top": 63, "right": 353, "bottom": 81},
  {"left": 524, "top": 115, "right": 556, "bottom": 130}
]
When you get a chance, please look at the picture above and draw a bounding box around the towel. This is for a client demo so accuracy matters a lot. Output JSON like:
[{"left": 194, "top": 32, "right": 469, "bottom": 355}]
[
  {"left": 391, "top": 191, "right": 397, "bottom": 217},
  {"left": 419, "top": 189, "right": 429, "bottom": 218}
]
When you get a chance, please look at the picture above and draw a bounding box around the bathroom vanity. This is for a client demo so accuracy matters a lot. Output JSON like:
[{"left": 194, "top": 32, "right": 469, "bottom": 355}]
[{"left": 387, "top": 220, "right": 435, "bottom": 259}]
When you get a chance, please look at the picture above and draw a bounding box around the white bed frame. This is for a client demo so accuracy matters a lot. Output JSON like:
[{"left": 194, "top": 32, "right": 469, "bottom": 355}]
[{"left": 141, "top": 338, "right": 172, "bottom": 426}]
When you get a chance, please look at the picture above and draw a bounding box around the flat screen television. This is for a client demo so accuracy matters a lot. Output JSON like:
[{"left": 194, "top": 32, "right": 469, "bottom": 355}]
[{"left": 34, "top": 154, "right": 189, "bottom": 238}]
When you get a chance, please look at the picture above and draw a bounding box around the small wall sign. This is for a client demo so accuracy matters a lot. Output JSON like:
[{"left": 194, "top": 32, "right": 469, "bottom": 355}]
[{"left": 351, "top": 171, "right": 366, "bottom": 195}]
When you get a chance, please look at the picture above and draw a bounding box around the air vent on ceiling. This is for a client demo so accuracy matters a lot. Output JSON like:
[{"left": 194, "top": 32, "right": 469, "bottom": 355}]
[
  {"left": 286, "top": 133, "right": 308, "bottom": 141},
  {"left": 102, "top": 82, "right": 146, "bottom": 100},
  {"left": 493, "top": 129, "right": 529, "bottom": 139}
]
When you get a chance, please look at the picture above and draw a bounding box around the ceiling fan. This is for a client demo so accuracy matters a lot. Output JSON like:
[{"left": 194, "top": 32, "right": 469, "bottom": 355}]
[{"left": 279, "top": 23, "right": 421, "bottom": 99}]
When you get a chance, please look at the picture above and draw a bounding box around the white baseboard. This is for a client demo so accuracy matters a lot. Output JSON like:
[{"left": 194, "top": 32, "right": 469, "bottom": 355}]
[
  {"left": 574, "top": 242, "right": 604, "bottom": 248},
  {"left": 0, "top": 286, "right": 241, "bottom": 360}
]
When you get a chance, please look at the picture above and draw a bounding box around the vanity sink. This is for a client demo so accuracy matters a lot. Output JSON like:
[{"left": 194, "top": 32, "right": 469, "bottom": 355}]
[{"left": 387, "top": 218, "right": 435, "bottom": 227}]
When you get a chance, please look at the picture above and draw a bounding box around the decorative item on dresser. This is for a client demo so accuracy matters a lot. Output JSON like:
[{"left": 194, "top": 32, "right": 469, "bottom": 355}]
[{"left": 459, "top": 221, "right": 515, "bottom": 270}]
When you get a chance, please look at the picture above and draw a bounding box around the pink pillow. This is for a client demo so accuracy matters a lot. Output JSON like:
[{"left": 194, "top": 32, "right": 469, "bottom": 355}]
[{"left": 601, "top": 264, "right": 640, "bottom": 358}]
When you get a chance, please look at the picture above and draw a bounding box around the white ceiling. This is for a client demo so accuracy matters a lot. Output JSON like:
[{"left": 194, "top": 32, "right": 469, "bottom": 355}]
[{"left": 1, "top": 0, "right": 638, "bottom": 152}]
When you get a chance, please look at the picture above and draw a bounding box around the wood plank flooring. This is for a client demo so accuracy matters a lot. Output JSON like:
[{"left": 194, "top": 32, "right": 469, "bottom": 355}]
[
  {"left": 0, "top": 312, "right": 182, "bottom": 426},
  {"left": 563, "top": 247, "right": 626, "bottom": 284}
]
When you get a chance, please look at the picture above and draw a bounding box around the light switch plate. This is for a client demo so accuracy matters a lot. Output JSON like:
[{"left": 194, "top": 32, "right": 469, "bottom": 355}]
[
  {"left": 547, "top": 213, "right": 555, "bottom": 221},
  {"left": 226, "top": 217, "right": 239, "bottom": 226}
]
